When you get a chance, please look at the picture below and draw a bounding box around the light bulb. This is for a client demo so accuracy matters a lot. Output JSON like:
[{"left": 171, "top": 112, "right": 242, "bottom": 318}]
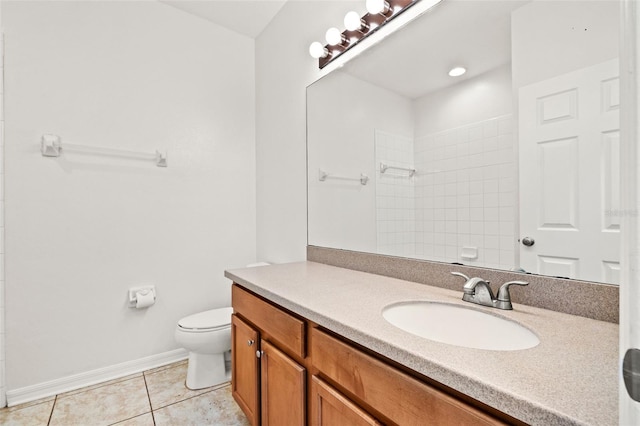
[
  {"left": 448, "top": 67, "right": 467, "bottom": 77},
  {"left": 344, "top": 11, "right": 363, "bottom": 31},
  {"left": 366, "top": 0, "right": 389, "bottom": 15},
  {"left": 325, "top": 27, "right": 344, "bottom": 46},
  {"left": 309, "top": 41, "right": 328, "bottom": 59}
]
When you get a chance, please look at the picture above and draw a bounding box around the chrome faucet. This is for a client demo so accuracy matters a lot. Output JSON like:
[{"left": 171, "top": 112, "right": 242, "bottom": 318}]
[{"left": 451, "top": 272, "right": 528, "bottom": 310}]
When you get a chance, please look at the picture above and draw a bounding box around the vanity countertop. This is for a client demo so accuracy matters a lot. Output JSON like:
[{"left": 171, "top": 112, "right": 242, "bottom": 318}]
[{"left": 225, "top": 261, "right": 618, "bottom": 426}]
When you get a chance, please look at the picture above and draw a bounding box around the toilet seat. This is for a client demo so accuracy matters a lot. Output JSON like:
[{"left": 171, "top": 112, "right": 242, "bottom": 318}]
[{"left": 178, "top": 307, "right": 233, "bottom": 332}]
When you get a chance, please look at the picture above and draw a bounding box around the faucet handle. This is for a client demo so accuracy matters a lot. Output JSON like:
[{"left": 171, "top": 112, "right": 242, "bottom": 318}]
[
  {"left": 451, "top": 271, "right": 470, "bottom": 281},
  {"left": 497, "top": 280, "right": 529, "bottom": 302}
]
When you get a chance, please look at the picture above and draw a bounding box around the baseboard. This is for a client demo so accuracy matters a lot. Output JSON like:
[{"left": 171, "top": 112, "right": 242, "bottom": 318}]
[{"left": 6, "top": 348, "right": 188, "bottom": 407}]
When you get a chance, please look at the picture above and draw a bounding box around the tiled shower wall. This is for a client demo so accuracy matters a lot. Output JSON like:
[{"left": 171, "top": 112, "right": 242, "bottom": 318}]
[
  {"left": 374, "top": 116, "right": 517, "bottom": 268},
  {"left": 414, "top": 115, "right": 517, "bottom": 270},
  {"left": 374, "top": 130, "right": 416, "bottom": 258}
]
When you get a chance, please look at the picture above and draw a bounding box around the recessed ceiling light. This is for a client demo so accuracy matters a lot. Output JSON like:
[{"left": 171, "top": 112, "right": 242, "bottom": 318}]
[{"left": 448, "top": 67, "right": 467, "bottom": 77}]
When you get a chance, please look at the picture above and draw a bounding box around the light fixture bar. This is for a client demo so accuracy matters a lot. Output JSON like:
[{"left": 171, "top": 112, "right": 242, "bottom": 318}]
[{"left": 316, "top": 0, "right": 417, "bottom": 69}]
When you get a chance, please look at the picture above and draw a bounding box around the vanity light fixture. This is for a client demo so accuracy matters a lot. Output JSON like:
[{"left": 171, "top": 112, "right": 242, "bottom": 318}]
[
  {"left": 326, "top": 27, "right": 348, "bottom": 46},
  {"left": 344, "top": 11, "right": 370, "bottom": 32},
  {"left": 366, "top": 0, "right": 391, "bottom": 15},
  {"left": 310, "top": 0, "right": 425, "bottom": 68},
  {"left": 309, "top": 41, "right": 330, "bottom": 59},
  {"left": 448, "top": 66, "right": 467, "bottom": 77}
]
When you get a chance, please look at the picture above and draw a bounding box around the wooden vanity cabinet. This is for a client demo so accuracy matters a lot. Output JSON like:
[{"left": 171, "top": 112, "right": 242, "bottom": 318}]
[
  {"left": 232, "top": 284, "right": 514, "bottom": 426},
  {"left": 260, "top": 340, "right": 306, "bottom": 425},
  {"left": 231, "top": 285, "right": 307, "bottom": 426},
  {"left": 310, "top": 376, "right": 382, "bottom": 426},
  {"left": 311, "top": 328, "right": 508, "bottom": 426},
  {"left": 231, "top": 314, "right": 260, "bottom": 425}
]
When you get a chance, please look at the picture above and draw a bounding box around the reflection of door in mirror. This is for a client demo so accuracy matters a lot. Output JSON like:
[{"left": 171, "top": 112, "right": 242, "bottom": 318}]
[
  {"left": 519, "top": 59, "right": 619, "bottom": 284},
  {"left": 513, "top": 1, "right": 620, "bottom": 284}
]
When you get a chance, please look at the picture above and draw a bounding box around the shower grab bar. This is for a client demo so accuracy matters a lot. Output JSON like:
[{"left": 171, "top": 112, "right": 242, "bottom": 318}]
[
  {"left": 40, "top": 134, "right": 168, "bottom": 167},
  {"left": 318, "top": 169, "right": 369, "bottom": 185},
  {"left": 380, "top": 162, "right": 416, "bottom": 177}
]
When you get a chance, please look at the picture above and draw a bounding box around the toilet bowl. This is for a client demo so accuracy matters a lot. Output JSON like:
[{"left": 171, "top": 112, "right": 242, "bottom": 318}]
[{"left": 175, "top": 306, "right": 233, "bottom": 390}]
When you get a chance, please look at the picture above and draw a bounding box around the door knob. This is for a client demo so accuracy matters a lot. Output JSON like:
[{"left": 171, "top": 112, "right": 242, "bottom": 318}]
[
  {"left": 521, "top": 237, "right": 535, "bottom": 247},
  {"left": 247, "top": 339, "right": 254, "bottom": 346},
  {"left": 623, "top": 348, "right": 640, "bottom": 401}
]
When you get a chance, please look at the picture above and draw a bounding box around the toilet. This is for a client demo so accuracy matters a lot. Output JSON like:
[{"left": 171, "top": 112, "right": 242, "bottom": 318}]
[{"left": 174, "top": 306, "right": 233, "bottom": 390}]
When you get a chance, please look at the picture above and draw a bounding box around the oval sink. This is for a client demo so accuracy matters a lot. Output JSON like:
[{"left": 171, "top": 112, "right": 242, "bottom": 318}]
[{"left": 383, "top": 301, "right": 540, "bottom": 351}]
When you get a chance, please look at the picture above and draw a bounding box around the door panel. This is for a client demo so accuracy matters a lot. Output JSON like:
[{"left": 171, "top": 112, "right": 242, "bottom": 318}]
[
  {"left": 231, "top": 314, "right": 260, "bottom": 426},
  {"left": 261, "top": 339, "right": 306, "bottom": 426},
  {"left": 519, "top": 58, "right": 620, "bottom": 283}
]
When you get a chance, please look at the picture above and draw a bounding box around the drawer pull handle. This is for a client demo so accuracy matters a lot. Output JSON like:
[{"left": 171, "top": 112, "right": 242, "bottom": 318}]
[
  {"left": 256, "top": 350, "right": 263, "bottom": 358},
  {"left": 247, "top": 339, "right": 255, "bottom": 346}
]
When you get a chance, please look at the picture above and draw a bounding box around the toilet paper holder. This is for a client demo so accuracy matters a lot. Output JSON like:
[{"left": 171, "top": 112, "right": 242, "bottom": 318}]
[{"left": 128, "top": 285, "right": 156, "bottom": 308}]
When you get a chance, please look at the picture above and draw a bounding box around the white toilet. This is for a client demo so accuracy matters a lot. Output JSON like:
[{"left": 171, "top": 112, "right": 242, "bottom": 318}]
[{"left": 175, "top": 306, "right": 233, "bottom": 390}]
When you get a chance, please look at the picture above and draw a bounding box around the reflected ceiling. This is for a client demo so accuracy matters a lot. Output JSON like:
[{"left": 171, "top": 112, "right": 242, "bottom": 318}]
[{"left": 343, "top": 0, "right": 527, "bottom": 99}]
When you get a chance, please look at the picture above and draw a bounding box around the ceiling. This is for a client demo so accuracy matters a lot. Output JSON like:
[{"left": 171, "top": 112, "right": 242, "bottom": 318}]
[
  {"left": 159, "top": 0, "right": 528, "bottom": 98},
  {"left": 342, "top": 0, "right": 528, "bottom": 99},
  {"left": 160, "top": 0, "right": 287, "bottom": 38}
]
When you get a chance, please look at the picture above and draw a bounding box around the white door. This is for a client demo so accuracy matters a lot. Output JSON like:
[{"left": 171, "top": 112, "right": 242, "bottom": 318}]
[
  {"left": 518, "top": 59, "right": 620, "bottom": 284},
  {"left": 621, "top": 1, "right": 640, "bottom": 422}
]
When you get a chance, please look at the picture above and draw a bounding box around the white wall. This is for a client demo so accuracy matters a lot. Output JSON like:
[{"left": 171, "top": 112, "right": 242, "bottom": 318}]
[
  {"left": 511, "top": 0, "right": 619, "bottom": 89},
  {"left": 3, "top": 1, "right": 255, "bottom": 391},
  {"left": 255, "top": 1, "right": 360, "bottom": 263},
  {"left": 307, "top": 71, "right": 413, "bottom": 253},
  {"left": 413, "top": 65, "right": 513, "bottom": 137}
]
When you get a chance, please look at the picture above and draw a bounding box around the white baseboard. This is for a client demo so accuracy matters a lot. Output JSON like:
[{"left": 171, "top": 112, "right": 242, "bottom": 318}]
[{"left": 6, "top": 348, "right": 188, "bottom": 407}]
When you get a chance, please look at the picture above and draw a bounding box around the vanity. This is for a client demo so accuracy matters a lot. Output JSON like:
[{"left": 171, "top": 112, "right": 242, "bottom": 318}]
[
  {"left": 238, "top": 1, "right": 621, "bottom": 423},
  {"left": 226, "top": 261, "right": 618, "bottom": 425}
]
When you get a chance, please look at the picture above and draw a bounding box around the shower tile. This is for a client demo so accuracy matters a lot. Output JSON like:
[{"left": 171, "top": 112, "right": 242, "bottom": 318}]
[
  {"left": 0, "top": 399, "right": 54, "bottom": 426},
  {"left": 49, "top": 376, "right": 150, "bottom": 426},
  {"left": 144, "top": 361, "right": 225, "bottom": 410},
  {"left": 153, "top": 386, "right": 249, "bottom": 426}
]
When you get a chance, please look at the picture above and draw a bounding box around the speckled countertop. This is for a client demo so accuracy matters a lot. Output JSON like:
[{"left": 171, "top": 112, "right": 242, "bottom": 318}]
[{"left": 225, "top": 261, "right": 618, "bottom": 426}]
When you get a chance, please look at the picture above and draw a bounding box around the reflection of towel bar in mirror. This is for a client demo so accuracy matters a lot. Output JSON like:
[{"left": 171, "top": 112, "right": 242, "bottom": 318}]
[
  {"left": 40, "top": 134, "right": 168, "bottom": 167},
  {"left": 319, "top": 168, "right": 369, "bottom": 185},
  {"left": 380, "top": 162, "right": 416, "bottom": 177}
]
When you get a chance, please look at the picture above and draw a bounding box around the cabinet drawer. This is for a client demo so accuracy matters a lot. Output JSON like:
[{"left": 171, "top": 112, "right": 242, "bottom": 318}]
[
  {"left": 311, "top": 328, "right": 506, "bottom": 426},
  {"left": 311, "top": 376, "right": 382, "bottom": 426},
  {"left": 232, "top": 284, "right": 305, "bottom": 358}
]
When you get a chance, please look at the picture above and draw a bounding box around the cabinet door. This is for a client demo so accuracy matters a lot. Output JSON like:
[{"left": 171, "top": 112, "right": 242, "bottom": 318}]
[
  {"left": 312, "top": 328, "right": 507, "bottom": 426},
  {"left": 231, "top": 314, "right": 260, "bottom": 426},
  {"left": 261, "top": 339, "right": 306, "bottom": 426},
  {"left": 310, "top": 376, "right": 381, "bottom": 426}
]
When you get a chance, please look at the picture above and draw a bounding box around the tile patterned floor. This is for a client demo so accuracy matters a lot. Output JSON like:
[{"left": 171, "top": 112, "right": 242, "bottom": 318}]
[{"left": 0, "top": 361, "right": 250, "bottom": 426}]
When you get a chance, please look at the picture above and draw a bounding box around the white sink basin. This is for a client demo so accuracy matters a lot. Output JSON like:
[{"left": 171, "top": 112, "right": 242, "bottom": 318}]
[{"left": 382, "top": 301, "right": 540, "bottom": 351}]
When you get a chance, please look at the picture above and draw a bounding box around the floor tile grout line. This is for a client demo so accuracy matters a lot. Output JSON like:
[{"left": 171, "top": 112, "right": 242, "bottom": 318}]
[
  {"left": 46, "top": 395, "right": 57, "bottom": 426},
  {"left": 106, "top": 412, "right": 153, "bottom": 426},
  {"left": 142, "top": 370, "right": 156, "bottom": 426},
  {"left": 151, "top": 383, "right": 231, "bottom": 412}
]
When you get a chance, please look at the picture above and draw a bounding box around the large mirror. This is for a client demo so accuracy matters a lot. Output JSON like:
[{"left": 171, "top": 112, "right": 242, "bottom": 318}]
[{"left": 307, "top": 0, "right": 621, "bottom": 284}]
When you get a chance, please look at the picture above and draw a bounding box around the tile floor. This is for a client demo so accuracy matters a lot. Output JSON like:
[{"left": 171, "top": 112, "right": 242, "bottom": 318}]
[{"left": 0, "top": 361, "right": 250, "bottom": 426}]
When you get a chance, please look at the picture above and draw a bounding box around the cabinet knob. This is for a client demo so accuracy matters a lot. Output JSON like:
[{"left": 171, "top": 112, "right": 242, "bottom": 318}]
[
  {"left": 256, "top": 350, "right": 263, "bottom": 358},
  {"left": 247, "top": 339, "right": 255, "bottom": 346}
]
